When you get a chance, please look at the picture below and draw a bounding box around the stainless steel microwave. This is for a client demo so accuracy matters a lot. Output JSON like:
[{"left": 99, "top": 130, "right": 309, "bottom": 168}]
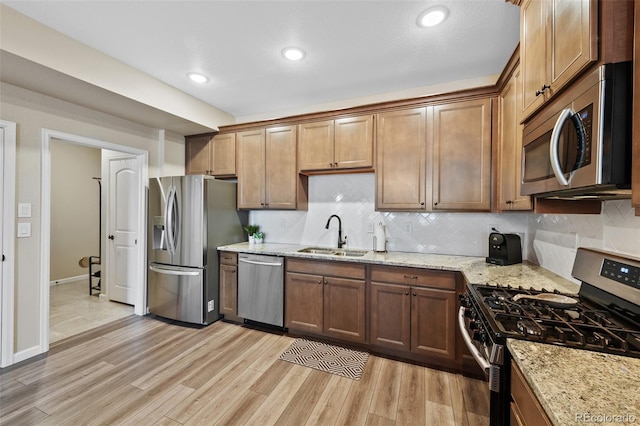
[{"left": 521, "top": 62, "right": 632, "bottom": 199}]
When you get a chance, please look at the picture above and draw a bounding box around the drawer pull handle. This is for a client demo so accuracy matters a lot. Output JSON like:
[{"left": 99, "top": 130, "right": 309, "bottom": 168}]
[{"left": 404, "top": 275, "right": 418, "bottom": 279}]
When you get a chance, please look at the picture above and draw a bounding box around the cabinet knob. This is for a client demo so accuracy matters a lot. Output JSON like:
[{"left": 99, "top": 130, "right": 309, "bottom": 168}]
[
  {"left": 413, "top": 292, "right": 417, "bottom": 297},
  {"left": 420, "top": 202, "right": 425, "bottom": 206},
  {"left": 405, "top": 291, "right": 409, "bottom": 296},
  {"left": 318, "top": 279, "right": 322, "bottom": 284},
  {"left": 535, "top": 84, "right": 550, "bottom": 96},
  {"left": 324, "top": 280, "right": 328, "bottom": 285}
]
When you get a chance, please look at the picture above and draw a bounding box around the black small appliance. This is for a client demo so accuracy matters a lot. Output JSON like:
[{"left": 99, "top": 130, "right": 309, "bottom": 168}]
[{"left": 485, "top": 231, "right": 522, "bottom": 266}]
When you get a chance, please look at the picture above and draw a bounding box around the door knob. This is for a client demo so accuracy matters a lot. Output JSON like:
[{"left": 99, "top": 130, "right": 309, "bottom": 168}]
[{"left": 108, "top": 235, "right": 115, "bottom": 240}]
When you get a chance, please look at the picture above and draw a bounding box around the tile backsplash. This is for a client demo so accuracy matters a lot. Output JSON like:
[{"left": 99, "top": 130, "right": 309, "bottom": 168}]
[{"left": 249, "top": 174, "right": 640, "bottom": 282}]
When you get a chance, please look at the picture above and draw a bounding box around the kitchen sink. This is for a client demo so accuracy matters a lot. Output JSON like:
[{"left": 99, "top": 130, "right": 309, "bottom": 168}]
[{"left": 297, "top": 247, "right": 368, "bottom": 257}]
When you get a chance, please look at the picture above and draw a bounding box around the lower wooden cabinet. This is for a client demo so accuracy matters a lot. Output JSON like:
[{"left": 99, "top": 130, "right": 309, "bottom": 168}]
[
  {"left": 219, "top": 252, "right": 241, "bottom": 322},
  {"left": 285, "top": 259, "right": 366, "bottom": 343},
  {"left": 369, "top": 266, "right": 457, "bottom": 365},
  {"left": 510, "top": 362, "right": 552, "bottom": 426}
]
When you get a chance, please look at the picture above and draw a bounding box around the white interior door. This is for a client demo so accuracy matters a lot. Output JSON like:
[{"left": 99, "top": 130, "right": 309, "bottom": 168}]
[
  {"left": 0, "top": 127, "right": 4, "bottom": 362},
  {"left": 106, "top": 155, "right": 139, "bottom": 305}
]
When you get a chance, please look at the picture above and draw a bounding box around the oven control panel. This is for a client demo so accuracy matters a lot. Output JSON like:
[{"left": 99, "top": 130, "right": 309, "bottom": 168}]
[{"left": 601, "top": 258, "right": 640, "bottom": 288}]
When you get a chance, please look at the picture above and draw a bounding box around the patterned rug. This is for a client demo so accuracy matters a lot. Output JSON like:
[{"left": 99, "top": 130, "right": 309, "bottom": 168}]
[{"left": 279, "top": 337, "right": 369, "bottom": 380}]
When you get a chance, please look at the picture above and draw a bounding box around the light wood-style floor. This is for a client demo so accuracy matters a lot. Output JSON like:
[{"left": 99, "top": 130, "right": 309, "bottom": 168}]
[{"left": 1, "top": 316, "right": 490, "bottom": 425}]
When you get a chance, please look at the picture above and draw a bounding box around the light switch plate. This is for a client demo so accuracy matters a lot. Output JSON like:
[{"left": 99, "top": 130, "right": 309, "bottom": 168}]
[
  {"left": 18, "top": 203, "right": 32, "bottom": 218},
  {"left": 17, "top": 222, "right": 31, "bottom": 238}
]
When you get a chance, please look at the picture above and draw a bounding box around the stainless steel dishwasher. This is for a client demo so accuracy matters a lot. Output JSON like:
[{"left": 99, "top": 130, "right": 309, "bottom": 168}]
[{"left": 237, "top": 253, "right": 284, "bottom": 327}]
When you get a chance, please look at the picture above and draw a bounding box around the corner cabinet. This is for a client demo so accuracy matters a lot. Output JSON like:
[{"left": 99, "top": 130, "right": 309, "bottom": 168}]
[
  {"left": 285, "top": 258, "right": 366, "bottom": 343},
  {"left": 375, "top": 108, "right": 427, "bottom": 211},
  {"left": 520, "top": 0, "right": 597, "bottom": 119},
  {"left": 498, "top": 64, "right": 532, "bottom": 211},
  {"left": 369, "top": 266, "right": 457, "bottom": 366},
  {"left": 236, "top": 126, "right": 307, "bottom": 210},
  {"left": 432, "top": 98, "right": 493, "bottom": 211},
  {"left": 298, "top": 115, "right": 374, "bottom": 172},
  {"left": 185, "top": 133, "right": 236, "bottom": 177}
]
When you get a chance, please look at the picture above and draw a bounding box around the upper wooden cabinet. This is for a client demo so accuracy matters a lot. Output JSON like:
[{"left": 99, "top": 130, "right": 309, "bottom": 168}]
[
  {"left": 185, "top": 133, "right": 236, "bottom": 176},
  {"left": 376, "top": 108, "right": 427, "bottom": 211},
  {"left": 236, "top": 126, "right": 306, "bottom": 210},
  {"left": 432, "top": 98, "right": 493, "bottom": 211},
  {"left": 520, "top": 0, "right": 597, "bottom": 119},
  {"left": 298, "top": 115, "right": 374, "bottom": 172},
  {"left": 498, "top": 64, "right": 533, "bottom": 211}
]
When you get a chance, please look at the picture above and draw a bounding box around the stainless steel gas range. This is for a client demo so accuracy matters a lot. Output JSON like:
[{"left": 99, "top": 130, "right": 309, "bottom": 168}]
[{"left": 459, "top": 248, "right": 640, "bottom": 426}]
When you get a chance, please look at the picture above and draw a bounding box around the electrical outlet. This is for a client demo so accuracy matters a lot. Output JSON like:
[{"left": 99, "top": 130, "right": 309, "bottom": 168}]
[
  {"left": 367, "top": 223, "right": 374, "bottom": 233},
  {"left": 404, "top": 222, "right": 413, "bottom": 233}
]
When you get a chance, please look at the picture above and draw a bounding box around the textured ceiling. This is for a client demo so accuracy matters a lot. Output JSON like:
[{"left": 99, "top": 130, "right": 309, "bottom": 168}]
[{"left": 2, "top": 1, "right": 520, "bottom": 120}]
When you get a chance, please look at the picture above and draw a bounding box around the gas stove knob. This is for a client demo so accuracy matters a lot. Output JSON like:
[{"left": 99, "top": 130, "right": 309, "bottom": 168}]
[
  {"left": 469, "top": 320, "right": 479, "bottom": 330},
  {"left": 458, "top": 294, "right": 470, "bottom": 308},
  {"left": 464, "top": 309, "right": 476, "bottom": 319}
]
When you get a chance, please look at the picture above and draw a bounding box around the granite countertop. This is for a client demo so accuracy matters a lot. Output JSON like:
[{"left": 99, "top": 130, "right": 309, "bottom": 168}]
[
  {"left": 218, "top": 242, "right": 640, "bottom": 425},
  {"left": 217, "top": 242, "right": 580, "bottom": 293},
  {"left": 509, "top": 339, "right": 640, "bottom": 426}
]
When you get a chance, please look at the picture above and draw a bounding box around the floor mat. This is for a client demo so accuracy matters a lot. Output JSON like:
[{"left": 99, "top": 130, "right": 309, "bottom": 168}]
[{"left": 279, "top": 337, "right": 369, "bottom": 380}]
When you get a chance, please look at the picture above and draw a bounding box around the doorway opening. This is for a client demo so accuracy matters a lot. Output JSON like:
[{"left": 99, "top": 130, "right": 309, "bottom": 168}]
[{"left": 40, "top": 129, "right": 147, "bottom": 354}]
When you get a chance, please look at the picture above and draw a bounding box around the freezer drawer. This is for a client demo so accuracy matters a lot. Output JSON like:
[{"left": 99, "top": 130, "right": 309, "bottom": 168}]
[{"left": 148, "top": 262, "right": 204, "bottom": 324}]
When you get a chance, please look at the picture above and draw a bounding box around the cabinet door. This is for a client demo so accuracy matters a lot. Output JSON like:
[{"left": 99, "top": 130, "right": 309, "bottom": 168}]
[
  {"left": 237, "top": 129, "right": 266, "bottom": 209},
  {"left": 323, "top": 276, "right": 366, "bottom": 343},
  {"left": 285, "top": 272, "right": 324, "bottom": 333},
  {"left": 520, "top": 0, "right": 548, "bottom": 118},
  {"left": 334, "top": 115, "right": 374, "bottom": 170},
  {"left": 498, "top": 66, "right": 532, "bottom": 211},
  {"left": 210, "top": 133, "right": 236, "bottom": 176},
  {"left": 410, "top": 287, "right": 456, "bottom": 361},
  {"left": 369, "top": 282, "right": 410, "bottom": 351},
  {"left": 298, "top": 120, "right": 334, "bottom": 171},
  {"left": 549, "top": 0, "right": 597, "bottom": 92},
  {"left": 265, "top": 125, "right": 298, "bottom": 209},
  {"left": 432, "top": 99, "right": 492, "bottom": 211},
  {"left": 219, "top": 264, "right": 239, "bottom": 320},
  {"left": 376, "top": 108, "right": 427, "bottom": 210},
  {"left": 185, "top": 135, "right": 212, "bottom": 175}
]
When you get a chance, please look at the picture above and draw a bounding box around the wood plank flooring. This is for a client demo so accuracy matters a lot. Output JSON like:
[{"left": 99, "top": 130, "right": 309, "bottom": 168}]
[{"left": 0, "top": 316, "right": 489, "bottom": 425}]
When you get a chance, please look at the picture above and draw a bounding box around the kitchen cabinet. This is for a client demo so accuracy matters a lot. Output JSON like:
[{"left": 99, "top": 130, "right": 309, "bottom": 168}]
[
  {"left": 510, "top": 362, "right": 552, "bottom": 426},
  {"left": 498, "top": 64, "right": 532, "bottom": 211},
  {"left": 369, "top": 266, "right": 457, "bottom": 364},
  {"left": 520, "top": 0, "right": 597, "bottom": 119},
  {"left": 219, "top": 251, "right": 241, "bottom": 322},
  {"left": 375, "top": 107, "right": 427, "bottom": 211},
  {"left": 432, "top": 98, "right": 492, "bottom": 211},
  {"left": 285, "top": 259, "right": 366, "bottom": 343},
  {"left": 185, "top": 133, "right": 236, "bottom": 176},
  {"left": 237, "top": 125, "right": 306, "bottom": 210},
  {"left": 298, "top": 115, "right": 374, "bottom": 172}
]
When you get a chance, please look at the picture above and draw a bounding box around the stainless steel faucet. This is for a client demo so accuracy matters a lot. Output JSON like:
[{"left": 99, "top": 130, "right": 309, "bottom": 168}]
[{"left": 325, "top": 214, "right": 346, "bottom": 248}]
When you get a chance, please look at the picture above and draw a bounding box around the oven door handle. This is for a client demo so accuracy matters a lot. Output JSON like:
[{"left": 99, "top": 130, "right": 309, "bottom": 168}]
[{"left": 458, "top": 307, "right": 491, "bottom": 373}]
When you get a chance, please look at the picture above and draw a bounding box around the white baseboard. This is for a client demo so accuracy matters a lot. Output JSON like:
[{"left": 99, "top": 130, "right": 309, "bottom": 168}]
[
  {"left": 49, "top": 274, "right": 88, "bottom": 286},
  {"left": 13, "top": 345, "right": 44, "bottom": 364}
]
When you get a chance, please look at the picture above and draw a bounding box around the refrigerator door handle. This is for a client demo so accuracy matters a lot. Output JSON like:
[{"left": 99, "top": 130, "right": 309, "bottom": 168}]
[
  {"left": 149, "top": 264, "right": 201, "bottom": 276},
  {"left": 165, "top": 185, "right": 179, "bottom": 255}
]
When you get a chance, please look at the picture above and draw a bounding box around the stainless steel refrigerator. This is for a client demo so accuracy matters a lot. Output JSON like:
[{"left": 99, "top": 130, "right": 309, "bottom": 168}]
[{"left": 147, "top": 175, "right": 247, "bottom": 325}]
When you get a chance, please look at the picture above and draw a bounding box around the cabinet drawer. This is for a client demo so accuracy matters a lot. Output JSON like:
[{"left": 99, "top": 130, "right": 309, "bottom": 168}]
[
  {"left": 370, "top": 266, "right": 455, "bottom": 290},
  {"left": 510, "top": 363, "right": 552, "bottom": 426},
  {"left": 220, "top": 251, "right": 238, "bottom": 265},
  {"left": 286, "top": 258, "right": 365, "bottom": 279}
]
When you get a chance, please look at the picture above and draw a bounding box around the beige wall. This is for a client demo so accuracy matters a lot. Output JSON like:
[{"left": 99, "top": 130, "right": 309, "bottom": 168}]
[
  {"left": 1, "top": 81, "right": 183, "bottom": 356},
  {"left": 50, "top": 141, "right": 101, "bottom": 281}
]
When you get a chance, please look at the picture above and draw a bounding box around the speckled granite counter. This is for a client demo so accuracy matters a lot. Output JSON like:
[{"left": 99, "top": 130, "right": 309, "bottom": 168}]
[
  {"left": 509, "top": 339, "right": 640, "bottom": 425},
  {"left": 218, "top": 242, "right": 640, "bottom": 425},
  {"left": 217, "top": 242, "right": 580, "bottom": 293}
]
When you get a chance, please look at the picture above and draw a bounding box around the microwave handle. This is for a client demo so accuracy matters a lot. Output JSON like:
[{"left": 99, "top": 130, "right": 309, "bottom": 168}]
[{"left": 549, "top": 108, "right": 575, "bottom": 187}]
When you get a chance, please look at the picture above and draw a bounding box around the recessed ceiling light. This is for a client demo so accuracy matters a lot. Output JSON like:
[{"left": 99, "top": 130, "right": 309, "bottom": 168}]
[
  {"left": 187, "top": 72, "right": 209, "bottom": 83},
  {"left": 417, "top": 6, "right": 449, "bottom": 27},
  {"left": 282, "top": 47, "right": 306, "bottom": 61}
]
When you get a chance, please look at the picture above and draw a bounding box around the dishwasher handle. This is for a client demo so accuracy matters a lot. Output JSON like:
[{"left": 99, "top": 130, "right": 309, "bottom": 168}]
[{"left": 239, "top": 258, "right": 283, "bottom": 267}]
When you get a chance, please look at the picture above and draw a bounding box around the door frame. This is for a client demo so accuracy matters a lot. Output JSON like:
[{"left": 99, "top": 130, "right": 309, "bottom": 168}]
[
  {"left": 40, "top": 129, "right": 148, "bottom": 354},
  {"left": 0, "top": 120, "right": 16, "bottom": 368}
]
